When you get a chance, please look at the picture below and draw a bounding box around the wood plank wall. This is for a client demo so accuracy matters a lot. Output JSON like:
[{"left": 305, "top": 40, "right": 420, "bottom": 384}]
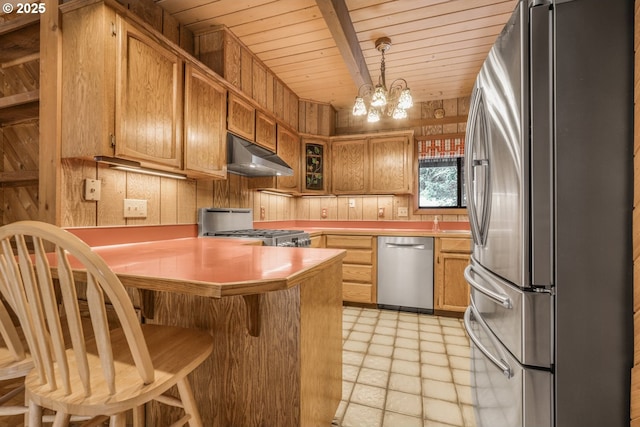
[
  {"left": 0, "top": 51, "right": 39, "bottom": 224},
  {"left": 632, "top": 2, "right": 640, "bottom": 425}
]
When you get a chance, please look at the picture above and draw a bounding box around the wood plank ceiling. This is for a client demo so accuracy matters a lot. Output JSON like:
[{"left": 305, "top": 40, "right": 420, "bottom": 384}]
[{"left": 155, "top": 0, "right": 518, "bottom": 112}]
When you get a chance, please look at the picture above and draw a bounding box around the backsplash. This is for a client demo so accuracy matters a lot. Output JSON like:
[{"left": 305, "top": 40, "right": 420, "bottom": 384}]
[{"left": 252, "top": 191, "right": 468, "bottom": 223}]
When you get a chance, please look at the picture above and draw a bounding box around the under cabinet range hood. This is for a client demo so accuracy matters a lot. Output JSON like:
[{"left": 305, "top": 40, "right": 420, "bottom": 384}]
[{"left": 226, "top": 133, "right": 293, "bottom": 177}]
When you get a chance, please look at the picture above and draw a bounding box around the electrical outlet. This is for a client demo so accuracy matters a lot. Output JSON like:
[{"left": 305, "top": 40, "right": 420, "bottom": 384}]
[
  {"left": 378, "top": 207, "right": 385, "bottom": 218},
  {"left": 397, "top": 207, "right": 408, "bottom": 217},
  {"left": 124, "top": 199, "right": 147, "bottom": 218},
  {"left": 321, "top": 207, "right": 328, "bottom": 218},
  {"left": 260, "top": 206, "right": 266, "bottom": 220},
  {"left": 83, "top": 179, "right": 101, "bottom": 201}
]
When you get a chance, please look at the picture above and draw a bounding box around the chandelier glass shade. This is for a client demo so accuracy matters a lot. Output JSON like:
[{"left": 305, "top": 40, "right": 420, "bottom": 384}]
[{"left": 352, "top": 37, "right": 413, "bottom": 123}]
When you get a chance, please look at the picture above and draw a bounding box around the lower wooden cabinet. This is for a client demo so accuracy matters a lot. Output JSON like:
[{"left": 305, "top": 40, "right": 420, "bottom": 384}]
[
  {"left": 435, "top": 237, "right": 471, "bottom": 314},
  {"left": 325, "top": 234, "right": 376, "bottom": 304}
]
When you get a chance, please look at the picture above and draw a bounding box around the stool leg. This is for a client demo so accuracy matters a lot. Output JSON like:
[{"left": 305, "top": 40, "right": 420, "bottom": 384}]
[{"left": 177, "top": 378, "right": 202, "bottom": 427}]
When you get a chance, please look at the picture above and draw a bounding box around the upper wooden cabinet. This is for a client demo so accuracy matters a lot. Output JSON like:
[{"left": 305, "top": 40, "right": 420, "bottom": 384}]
[
  {"left": 227, "top": 93, "right": 255, "bottom": 141},
  {"left": 115, "top": 19, "right": 182, "bottom": 169},
  {"left": 275, "top": 125, "right": 300, "bottom": 193},
  {"left": 331, "top": 138, "right": 368, "bottom": 194},
  {"left": 60, "top": 1, "right": 228, "bottom": 179},
  {"left": 331, "top": 133, "right": 412, "bottom": 195},
  {"left": 369, "top": 135, "right": 411, "bottom": 194},
  {"left": 301, "top": 137, "right": 330, "bottom": 194},
  {"left": 255, "top": 111, "right": 277, "bottom": 152},
  {"left": 184, "top": 63, "right": 227, "bottom": 178}
]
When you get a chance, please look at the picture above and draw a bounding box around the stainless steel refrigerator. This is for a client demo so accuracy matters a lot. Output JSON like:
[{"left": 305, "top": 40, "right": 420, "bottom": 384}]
[{"left": 462, "top": 1, "right": 633, "bottom": 426}]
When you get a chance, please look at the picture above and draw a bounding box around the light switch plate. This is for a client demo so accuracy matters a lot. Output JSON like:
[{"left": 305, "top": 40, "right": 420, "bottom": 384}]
[
  {"left": 83, "top": 179, "right": 101, "bottom": 201},
  {"left": 124, "top": 199, "right": 147, "bottom": 218}
]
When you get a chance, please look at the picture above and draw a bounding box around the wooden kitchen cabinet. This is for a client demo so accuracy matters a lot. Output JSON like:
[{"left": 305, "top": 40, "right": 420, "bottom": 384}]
[
  {"left": 60, "top": 1, "right": 229, "bottom": 179},
  {"left": 331, "top": 138, "right": 368, "bottom": 194},
  {"left": 330, "top": 132, "right": 412, "bottom": 195},
  {"left": 435, "top": 237, "right": 472, "bottom": 315},
  {"left": 184, "top": 63, "right": 227, "bottom": 178},
  {"left": 255, "top": 111, "right": 277, "bottom": 151},
  {"left": 116, "top": 18, "right": 183, "bottom": 169},
  {"left": 227, "top": 92, "right": 255, "bottom": 141},
  {"left": 275, "top": 125, "right": 301, "bottom": 193},
  {"left": 302, "top": 137, "right": 330, "bottom": 194},
  {"left": 325, "top": 234, "right": 376, "bottom": 304},
  {"left": 369, "top": 135, "right": 411, "bottom": 193}
]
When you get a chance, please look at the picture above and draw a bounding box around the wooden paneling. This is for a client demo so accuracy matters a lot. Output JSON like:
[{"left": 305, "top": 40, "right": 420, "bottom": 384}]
[
  {"left": 147, "top": 259, "right": 342, "bottom": 427},
  {"left": 155, "top": 0, "right": 517, "bottom": 111}
]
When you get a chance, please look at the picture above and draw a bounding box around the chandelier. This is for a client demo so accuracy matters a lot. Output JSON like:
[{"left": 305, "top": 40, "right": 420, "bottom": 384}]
[{"left": 352, "top": 37, "right": 413, "bottom": 123}]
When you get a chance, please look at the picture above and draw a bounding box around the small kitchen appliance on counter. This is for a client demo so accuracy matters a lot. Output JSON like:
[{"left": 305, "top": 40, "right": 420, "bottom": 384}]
[{"left": 197, "top": 208, "right": 311, "bottom": 247}]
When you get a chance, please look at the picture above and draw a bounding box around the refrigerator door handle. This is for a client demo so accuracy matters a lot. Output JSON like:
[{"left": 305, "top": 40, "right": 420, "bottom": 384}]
[
  {"left": 464, "top": 264, "right": 512, "bottom": 308},
  {"left": 463, "top": 305, "right": 513, "bottom": 378},
  {"left": 465, "top": 87, "right": 491, "bottom": 246}
]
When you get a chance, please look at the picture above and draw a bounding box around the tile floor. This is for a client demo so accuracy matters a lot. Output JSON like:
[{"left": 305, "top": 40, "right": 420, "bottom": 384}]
[{"left": 334, "top": 306, "right": 475, "bottom": 427}]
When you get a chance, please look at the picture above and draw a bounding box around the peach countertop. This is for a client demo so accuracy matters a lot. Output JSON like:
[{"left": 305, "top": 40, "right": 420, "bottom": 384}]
[{"left": 73, "top": 237, "right": 346, "bottom": 298}]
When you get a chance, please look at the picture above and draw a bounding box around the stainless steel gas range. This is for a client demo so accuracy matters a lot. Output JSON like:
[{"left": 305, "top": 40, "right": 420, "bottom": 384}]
[{"left": 197, "top": 208, "right": 311, "bottom": 247}]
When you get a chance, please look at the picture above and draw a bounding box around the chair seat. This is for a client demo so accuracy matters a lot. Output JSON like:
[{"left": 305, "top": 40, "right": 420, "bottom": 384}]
[
  {"left": 0, "top": 347, "right": 32, "bottom": 381},
  {"left": 24, "top": 324, "right": 213, "bottom": 417}
]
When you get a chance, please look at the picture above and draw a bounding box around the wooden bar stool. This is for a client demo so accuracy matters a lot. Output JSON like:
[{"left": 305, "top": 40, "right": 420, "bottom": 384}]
[{"left": 0, "top": 221, "right": 214, "bottom": 427}]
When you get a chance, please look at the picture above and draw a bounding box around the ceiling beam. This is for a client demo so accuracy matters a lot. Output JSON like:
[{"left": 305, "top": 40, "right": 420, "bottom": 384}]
[{"left": 315, "top": 0, "right": 372, "bottom": 89}]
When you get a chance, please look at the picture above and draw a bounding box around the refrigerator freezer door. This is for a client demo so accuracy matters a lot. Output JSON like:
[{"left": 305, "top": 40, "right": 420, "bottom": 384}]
[
  {"left": 465, "top": 259, "right": 552, "bottom": 368},
  {"left": 464, "top": 304, "right": 552, "bottom": 427}
]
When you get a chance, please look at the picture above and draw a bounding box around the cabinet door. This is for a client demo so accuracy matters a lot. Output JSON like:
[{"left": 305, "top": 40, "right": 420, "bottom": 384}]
[
  {"left": 184, "top": 64, "right": 227, "bottom": 178},
  {"left": 255, "top": 111, "right": 276, "bottom": 151},
  {"left": 331, "top": 139, "right": 368, "bottom": 194},
  {"left": 276, "top": 126, "right": 300, "bottom": 193},
  {"left": 116, "top": 19, "right": 182, "bottom": 168},
  {"left": 369, "top": 136, "right": 411, "bottom": 193},
  {"left": 302, "top": 137, "right": 329, "bottom": 194},
  {"left": 435, "top": 252, "right": 471, "bottom": 313},
  {"left": 227, "top": 93, "right": 255, "bottom": 141}
]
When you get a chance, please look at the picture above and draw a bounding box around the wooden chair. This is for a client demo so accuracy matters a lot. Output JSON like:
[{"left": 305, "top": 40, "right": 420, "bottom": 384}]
[
  {"left": 0, "top": 296, "right": 32, "bottom": 419},
  {"left": 0, "top": 221, "right": 214, "bottom": 427}
]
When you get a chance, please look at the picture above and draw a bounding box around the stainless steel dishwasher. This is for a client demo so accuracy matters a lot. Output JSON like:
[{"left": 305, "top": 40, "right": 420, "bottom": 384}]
[{"left": 377, "top": 236, "right": 434, "bottom": 312}]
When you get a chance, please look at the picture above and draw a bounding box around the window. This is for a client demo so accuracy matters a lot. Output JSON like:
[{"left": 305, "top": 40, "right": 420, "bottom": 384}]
[{"left": 416, "top": 134, "right": 466, "bottom": 209}]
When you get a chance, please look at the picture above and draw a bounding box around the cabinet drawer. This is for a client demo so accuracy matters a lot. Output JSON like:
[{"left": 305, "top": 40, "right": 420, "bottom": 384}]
[
  {"left": 344, "top": 249, "right": 374, "bottom": 265},
  {"left": 343, "top": 282, "right": 373, "bottom": 304},
  {"left": 326, "top": 235, "right": 372, "bottom": 249},
  {"left": 440, "top": 237, "right": 472, "bottom": 253},
  {"left": 343, "top": 264, "right": 373, "bottom": 283}
]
